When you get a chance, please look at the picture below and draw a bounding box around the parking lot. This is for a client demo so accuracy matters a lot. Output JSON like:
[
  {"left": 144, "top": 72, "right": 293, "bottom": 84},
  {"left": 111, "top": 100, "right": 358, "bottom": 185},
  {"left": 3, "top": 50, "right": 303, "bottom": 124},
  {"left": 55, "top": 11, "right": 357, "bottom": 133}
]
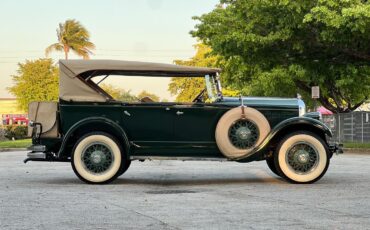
[{"left": 0, "top": 151, "right": 369, "bottom": 229}]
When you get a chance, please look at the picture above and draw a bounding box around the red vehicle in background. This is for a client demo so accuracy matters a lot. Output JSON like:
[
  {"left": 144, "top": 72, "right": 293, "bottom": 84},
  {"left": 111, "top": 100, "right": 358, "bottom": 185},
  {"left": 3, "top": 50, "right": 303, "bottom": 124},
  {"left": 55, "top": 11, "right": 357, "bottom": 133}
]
[{"left": 2, "top": 114, "right": 29, "bottom": 126}]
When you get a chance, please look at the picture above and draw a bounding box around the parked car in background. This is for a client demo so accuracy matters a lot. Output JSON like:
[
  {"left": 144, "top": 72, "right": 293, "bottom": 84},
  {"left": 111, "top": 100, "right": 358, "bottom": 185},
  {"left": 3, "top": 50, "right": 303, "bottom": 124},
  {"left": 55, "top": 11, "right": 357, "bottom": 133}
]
[
  {"left": 26, "top": 60, "right": 342, "bottom": 184},
  {"left": 2, "top": 114, "right": 28, "bottom": 126}
]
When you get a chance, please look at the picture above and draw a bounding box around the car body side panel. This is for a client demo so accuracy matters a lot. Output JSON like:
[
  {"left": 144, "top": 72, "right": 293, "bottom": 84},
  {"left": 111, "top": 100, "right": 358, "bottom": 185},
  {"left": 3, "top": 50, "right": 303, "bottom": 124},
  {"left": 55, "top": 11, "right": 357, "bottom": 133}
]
[
  {"left": 171, "top": 104, "right": 228, "bottom": 141},
  {"left": 55, "top": 99, "right": 330, "bottom": 160},
  {"left": 121, "top": 103, "right": 174, "bottom": 155}
]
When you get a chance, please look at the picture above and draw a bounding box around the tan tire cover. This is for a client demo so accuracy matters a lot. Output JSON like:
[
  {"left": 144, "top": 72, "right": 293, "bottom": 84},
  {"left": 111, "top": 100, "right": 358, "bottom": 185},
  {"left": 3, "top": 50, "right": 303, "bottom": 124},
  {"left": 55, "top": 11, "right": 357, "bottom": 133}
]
[
  {"left": 215, "top": 107, "right": 271, "bottom": 159},
  {"left": 73, "top": 134, "right": 122, "bottom": 183},
  {"left": 277, "top": 134, "right": 327, "bottom": 183}
]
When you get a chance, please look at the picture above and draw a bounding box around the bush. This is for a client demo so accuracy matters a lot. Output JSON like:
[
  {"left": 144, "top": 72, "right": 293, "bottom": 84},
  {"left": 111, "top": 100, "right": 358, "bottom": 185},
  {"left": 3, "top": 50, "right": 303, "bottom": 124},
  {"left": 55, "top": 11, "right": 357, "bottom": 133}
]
[
  {"left": 0, "top": 127, "right": 7, "bottom": 141},
  {"left": 4, "top": 125, "right": 28, "bottom": 140}
]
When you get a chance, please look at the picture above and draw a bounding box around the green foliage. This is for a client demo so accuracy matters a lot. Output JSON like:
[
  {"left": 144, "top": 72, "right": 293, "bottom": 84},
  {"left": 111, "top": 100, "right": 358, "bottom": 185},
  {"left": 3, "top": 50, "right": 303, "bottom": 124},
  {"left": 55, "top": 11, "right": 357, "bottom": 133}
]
[
  {"left": 101, "top": 84, "right": 138, "bottom": 102},
  {"left": 137, "top": 90, "right": 160, "bottom": 102},
  {"left": 4, "top": 125, "right": 28, "bottom": 140},
  {"left": 222, "top": 88, "right": 240, "bottom": 97},
  {"left": 169, "top": 43, "right": 240, "bottom": 102},
  {"left": 8, "top": 59, "right": 59, "bottom": 112},
  {"left": 0, "top": 128, "right": 6, "bottom": 141},
  {"left": 101, "top": 84, "right": 161, "bottom": 102},
  {"left": 45, "top": 19, "right": 95, "bottom": 59},
  {"left": 169, "top": 44, "right": 219, "bottom": 102},
  {"left": 192, "top": 0, "right": 370, "bottom": 113}
]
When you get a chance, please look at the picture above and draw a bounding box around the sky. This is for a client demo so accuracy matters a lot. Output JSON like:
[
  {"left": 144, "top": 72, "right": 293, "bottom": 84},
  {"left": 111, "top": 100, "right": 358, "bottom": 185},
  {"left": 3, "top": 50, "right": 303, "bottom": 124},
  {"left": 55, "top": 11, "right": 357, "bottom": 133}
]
[{"left": 0, "top": 0, "right": 219, "bottom": 100}]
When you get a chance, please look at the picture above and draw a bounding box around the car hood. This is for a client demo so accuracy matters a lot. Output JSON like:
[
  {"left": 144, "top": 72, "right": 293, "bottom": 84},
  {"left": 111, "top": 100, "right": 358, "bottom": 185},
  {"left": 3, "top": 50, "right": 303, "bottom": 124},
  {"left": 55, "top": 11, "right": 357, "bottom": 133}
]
[{"left": 220, "top": 96, "right": 299, "bottom": 109}]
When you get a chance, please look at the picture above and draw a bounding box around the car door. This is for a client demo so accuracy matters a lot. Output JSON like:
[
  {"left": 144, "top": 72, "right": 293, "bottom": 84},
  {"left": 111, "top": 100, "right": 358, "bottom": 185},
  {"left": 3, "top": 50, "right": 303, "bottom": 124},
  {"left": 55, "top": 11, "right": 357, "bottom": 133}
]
[
  {"left": 171, "top": 103, "right": 227, "bottom": 157},
  {"left": 120, "top": 103, "right": 174, "bottom": 155}
]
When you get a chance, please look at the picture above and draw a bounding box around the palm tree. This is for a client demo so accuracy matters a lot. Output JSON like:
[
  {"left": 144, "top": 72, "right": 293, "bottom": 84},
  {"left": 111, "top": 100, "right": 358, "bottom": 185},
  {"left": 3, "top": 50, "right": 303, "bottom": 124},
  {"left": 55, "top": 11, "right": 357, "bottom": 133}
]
[{"left": 45, "top": 19, "right": 95, "bottom": 60}]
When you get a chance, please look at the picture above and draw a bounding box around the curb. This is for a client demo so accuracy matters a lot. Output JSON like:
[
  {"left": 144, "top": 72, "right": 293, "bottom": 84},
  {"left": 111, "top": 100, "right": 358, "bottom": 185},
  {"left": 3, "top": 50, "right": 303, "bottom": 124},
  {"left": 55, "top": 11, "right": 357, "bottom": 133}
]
[
  {"left": 343, "top": 148, "right": 370, "bottom": 154},
  {"left": 0, "top": 148, "right": 28, "bottom": 152}
]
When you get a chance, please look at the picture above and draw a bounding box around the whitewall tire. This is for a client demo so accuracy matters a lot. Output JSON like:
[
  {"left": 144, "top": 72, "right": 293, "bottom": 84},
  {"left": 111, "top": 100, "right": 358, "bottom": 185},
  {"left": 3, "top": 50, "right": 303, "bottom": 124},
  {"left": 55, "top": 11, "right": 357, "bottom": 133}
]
[
  {"left": 215, "top": 107, "right": 271, "bottom": 159},
  {"left": 266, "top": 157, "right": 280, "bottom": 177},
  {"left": 274, "top": 132, "right": 330, "bottom": 184},
  {"left": 72, "top": 132, "right": 122, "bottom": 184}
]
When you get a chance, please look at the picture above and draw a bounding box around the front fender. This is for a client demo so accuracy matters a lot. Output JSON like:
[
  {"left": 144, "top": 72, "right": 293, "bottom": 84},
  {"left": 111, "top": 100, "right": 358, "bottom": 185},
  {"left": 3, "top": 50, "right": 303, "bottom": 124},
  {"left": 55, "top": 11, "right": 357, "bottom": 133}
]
[
  {"left": 237, "top": 117, "right": 332, "bottom": 161},
  {"left": 57, "top": 117, "right": 130, "bottom": 158}
]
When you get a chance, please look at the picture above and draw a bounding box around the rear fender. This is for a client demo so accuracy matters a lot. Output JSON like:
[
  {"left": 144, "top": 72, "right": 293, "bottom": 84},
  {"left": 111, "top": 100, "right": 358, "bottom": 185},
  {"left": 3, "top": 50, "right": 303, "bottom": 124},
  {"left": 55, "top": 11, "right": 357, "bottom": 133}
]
[{"left": 57, "top": 117, "right": 130, "bottom": 158}]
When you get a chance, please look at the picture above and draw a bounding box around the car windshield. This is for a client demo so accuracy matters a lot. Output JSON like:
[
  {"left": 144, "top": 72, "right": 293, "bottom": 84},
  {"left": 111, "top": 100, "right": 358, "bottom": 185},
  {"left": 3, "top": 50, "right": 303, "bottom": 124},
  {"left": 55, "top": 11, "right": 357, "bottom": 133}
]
[{"left": 205, "top": 75, "right": 218, "bottom": 102}]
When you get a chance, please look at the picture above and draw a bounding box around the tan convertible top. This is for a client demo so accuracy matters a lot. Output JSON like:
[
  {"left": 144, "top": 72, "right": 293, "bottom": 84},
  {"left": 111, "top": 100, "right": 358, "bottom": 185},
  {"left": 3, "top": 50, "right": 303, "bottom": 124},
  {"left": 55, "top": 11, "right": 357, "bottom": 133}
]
[{"left": 59, "top": 60, "right": 221, "bottom": 102}]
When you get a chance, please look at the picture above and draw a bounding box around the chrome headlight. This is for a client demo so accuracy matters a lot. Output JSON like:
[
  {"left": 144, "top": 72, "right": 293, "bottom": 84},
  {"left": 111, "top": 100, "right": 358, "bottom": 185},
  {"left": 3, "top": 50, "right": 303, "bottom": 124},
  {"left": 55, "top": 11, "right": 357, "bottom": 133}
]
[{"left": 298, "top": 99, "right": 306, "bottom": 117}]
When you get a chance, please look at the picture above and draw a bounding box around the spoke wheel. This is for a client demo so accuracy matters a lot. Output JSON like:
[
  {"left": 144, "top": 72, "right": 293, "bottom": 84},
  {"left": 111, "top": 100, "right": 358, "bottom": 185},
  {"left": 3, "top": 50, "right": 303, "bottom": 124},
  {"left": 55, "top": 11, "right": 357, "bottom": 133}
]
[
  {"left": 228, "top": 119, "right": 259, "bottom": 149},
  {"left": 215, "top": 106, "right": 270, "bottom": 159},
  {"left": 81, "top": 142, "right": 114, "bottom": 175},
  {"left": 274, "top": 132, "right": 330, "bottom": 184},
  {"left": 286, "top": 142, "right": 319, "bottom": 175},
  {"left": 72, "top": 132, "right": 123, "bottom": 184}
]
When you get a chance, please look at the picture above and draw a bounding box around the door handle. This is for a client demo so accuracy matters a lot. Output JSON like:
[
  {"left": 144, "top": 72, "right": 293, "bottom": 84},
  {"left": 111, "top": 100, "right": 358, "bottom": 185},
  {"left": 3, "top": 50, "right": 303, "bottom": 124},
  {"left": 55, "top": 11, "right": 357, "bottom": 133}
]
[
  {"left": 176, "top": 111, "right": 184, "bottom": 115},
  {"left": 124, "top": 111, "right": 131, "bottom": 116}
]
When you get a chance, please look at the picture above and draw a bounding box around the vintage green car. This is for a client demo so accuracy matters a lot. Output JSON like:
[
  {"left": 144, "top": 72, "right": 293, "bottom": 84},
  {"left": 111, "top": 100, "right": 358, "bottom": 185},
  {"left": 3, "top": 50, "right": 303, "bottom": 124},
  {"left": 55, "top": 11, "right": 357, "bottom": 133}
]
[{"left": 26, "top": 60, "right": 342, "bottom": 184}]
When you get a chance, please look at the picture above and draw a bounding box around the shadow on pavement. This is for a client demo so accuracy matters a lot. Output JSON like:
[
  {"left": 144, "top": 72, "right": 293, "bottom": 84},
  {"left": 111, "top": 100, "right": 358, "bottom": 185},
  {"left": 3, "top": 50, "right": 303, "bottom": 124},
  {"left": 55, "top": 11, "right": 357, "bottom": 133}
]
[
  {"left": 34, "top": 174, "right": 286, "bottom": 186},
  {"left": 114, "top": 176, "right": 285, "bottom": 186}
]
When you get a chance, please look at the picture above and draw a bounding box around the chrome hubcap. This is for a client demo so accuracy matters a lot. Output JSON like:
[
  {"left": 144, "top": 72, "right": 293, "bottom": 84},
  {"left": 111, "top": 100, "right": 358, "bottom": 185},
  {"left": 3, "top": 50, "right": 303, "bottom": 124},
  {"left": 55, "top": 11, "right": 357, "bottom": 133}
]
[
  {"left": 286, "top": 142, "right": 319, "bottom": 174},
  {"left": 228, "top": 119, "right": 259, "bottom": 149},
  {"left": 297, "top": 150, "right": 309, "bottom": 164},
  {"left": 237, "top": 127, "right": 252, "bottom": 140},
  {"left": 91, "top": 151, "right": 104, "bottom": 164},
  {"left": 81, "top": 142, "right": 114, "bottom": 174}
]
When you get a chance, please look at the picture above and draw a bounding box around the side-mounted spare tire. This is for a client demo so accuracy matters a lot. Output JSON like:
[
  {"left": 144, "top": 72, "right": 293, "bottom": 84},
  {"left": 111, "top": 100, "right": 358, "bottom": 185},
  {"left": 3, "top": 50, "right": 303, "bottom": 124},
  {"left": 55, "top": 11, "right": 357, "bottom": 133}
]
[{"left": 215, "top": 107, "right": 271, "bottom": 159}]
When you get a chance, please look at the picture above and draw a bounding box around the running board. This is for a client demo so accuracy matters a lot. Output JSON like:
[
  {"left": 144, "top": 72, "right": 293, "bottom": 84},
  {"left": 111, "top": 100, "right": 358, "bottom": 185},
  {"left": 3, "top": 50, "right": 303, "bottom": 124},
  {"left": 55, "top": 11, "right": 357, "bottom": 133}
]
[{"left": 130, "top": 156, "right": 229, "bottom": 162}]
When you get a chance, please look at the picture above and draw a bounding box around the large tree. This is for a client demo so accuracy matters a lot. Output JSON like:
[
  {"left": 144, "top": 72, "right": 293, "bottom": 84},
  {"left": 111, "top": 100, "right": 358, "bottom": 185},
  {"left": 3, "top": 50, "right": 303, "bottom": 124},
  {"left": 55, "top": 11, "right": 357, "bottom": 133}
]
[
  {"left": 192, "top": 0, "right": 370, "bottom": 113},
  {"left": 137, "top": 90, "right": 160, "bottom": 102},
  {"left": 8, "top": 59, "right": 59, "bottom": 111},
  {"left": 101, "top": 84, "right": 138, "bottom": 102},
  {"left": 169, "top": 44, "right": 219, "bottom": 102},
  {"left": 169, "top": 43, "right": 239, "bottom": 102},
  {"left": 45, "top": 19, "right": 95, "bottom": 59}
]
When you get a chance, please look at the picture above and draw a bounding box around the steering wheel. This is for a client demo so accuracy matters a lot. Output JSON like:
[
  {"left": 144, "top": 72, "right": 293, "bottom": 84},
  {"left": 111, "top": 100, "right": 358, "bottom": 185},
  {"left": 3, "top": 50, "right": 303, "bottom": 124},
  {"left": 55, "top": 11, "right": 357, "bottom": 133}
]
[{"left": 192, "top": 89, "right": 206, "bottom": 103}]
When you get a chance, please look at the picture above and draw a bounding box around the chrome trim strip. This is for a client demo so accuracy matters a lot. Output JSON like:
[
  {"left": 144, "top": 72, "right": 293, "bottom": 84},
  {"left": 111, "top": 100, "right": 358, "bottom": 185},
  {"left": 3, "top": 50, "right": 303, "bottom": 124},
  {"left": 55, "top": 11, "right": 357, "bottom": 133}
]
[
  {"left": 130, "top": 156, "right": 229, "bottom": 162},
  {"left": 28, "top": 145, "right": 46, "bottom": 152},
  {"left": 27, "top": 152, "right": 46, "bottom": 159}
]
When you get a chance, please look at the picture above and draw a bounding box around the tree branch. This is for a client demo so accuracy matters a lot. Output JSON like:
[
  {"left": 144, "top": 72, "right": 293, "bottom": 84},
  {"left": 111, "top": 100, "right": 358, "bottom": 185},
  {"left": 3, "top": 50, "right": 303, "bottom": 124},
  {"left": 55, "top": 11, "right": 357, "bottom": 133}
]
[{"left": 349, "top": 97, "right": 368, "bottom": 111}]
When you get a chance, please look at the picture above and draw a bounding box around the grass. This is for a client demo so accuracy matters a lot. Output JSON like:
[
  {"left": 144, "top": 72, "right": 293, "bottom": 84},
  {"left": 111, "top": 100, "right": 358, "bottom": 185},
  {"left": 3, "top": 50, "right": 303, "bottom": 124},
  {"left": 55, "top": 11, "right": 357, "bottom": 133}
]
[
  {"left": 343, "top": 142, "right": 370, "bottom": 149},
  {"left": 0, "top": 139, "right": 32, "bottom": 149}
]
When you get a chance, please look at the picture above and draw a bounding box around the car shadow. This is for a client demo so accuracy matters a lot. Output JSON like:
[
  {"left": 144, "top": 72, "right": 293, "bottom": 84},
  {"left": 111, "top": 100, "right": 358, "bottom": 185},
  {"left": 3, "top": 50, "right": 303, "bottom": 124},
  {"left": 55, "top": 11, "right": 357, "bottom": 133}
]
[
  {"left": 38, "top": 172, "right": 287, "bottom": 186},
  {"left": 113, "top": 176, "right": 285, "bottom": 186}
]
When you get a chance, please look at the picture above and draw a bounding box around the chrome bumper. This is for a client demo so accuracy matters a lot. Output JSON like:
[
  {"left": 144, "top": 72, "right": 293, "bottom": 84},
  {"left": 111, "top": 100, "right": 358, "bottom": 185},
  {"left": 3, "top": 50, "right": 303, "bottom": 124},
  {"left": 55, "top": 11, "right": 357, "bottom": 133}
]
[
  {"left": 27, "top": 145, "right": 46, "bottom": 152},
  {"left": 24, "top": 145, "right": 46, "bottom": 163}
]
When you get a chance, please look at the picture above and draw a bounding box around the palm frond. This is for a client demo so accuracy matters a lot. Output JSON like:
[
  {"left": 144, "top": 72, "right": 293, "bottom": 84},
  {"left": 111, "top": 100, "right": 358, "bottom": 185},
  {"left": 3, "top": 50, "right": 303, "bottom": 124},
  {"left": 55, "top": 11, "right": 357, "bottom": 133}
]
[
  {"left": 45, "top": 43, "right": 64, "bottom": 57},
  {"left": 47, "top": 19, "right": 95, "bottom": 59}
]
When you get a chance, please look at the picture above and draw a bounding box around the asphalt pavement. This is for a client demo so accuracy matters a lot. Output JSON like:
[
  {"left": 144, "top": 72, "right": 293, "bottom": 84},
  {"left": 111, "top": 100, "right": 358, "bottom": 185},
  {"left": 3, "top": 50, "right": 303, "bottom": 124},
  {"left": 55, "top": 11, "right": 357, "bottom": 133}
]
[{"left": 0, "top": 151, "right": 369, "bottom": 230}]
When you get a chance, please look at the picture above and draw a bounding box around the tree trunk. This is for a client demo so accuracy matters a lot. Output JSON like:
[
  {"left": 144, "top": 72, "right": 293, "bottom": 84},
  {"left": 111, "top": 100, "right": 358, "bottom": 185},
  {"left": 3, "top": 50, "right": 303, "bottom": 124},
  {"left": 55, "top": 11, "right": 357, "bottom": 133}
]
[
  {"left": 64, "top": 45, "right": 70, "bottom": 60},
  {"left": 293, "top": 79, "right": 366, "bottom": 113}
]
